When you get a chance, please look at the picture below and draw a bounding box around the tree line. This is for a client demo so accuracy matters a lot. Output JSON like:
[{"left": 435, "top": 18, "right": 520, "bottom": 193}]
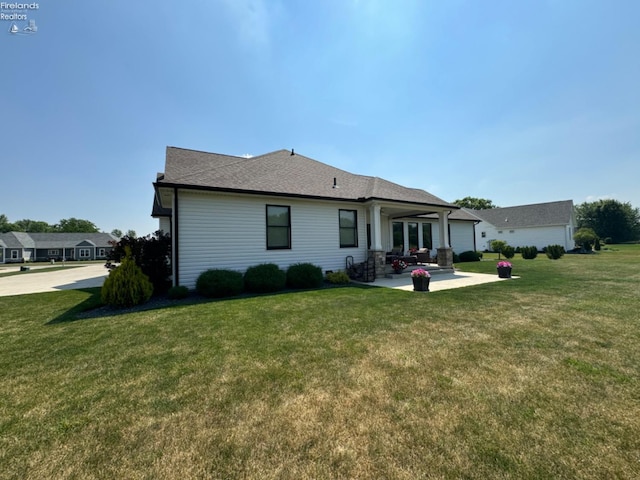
[
  {"left": 0, "top": 214, "right": 135, "bottom": 237},
  {"left": 453, "top": 197, "right": 640, "bottom": 243}
]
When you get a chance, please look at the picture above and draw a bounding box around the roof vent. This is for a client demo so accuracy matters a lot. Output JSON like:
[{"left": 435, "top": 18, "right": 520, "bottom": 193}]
[
  {"left": 290, "top": 148, "right": 295, "bottom": 156},
  {"left": 333, "top": 177, "right": 339, "bottom": 189}
]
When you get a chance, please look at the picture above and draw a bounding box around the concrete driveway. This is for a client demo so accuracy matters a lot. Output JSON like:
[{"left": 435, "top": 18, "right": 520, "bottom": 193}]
[{"left": 0, "top": 264, "right": 109, "bottom": 297}]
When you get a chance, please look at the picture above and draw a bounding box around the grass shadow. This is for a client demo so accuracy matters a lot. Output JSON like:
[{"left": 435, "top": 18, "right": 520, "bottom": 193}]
[{"left": 46, "top": 282, "right": 368, "bottom": 325}]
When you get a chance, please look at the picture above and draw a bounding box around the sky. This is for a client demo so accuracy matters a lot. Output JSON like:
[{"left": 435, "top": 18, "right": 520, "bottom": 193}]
[{"left": 2, "top": 0, "right": 639, "bottom": 235}]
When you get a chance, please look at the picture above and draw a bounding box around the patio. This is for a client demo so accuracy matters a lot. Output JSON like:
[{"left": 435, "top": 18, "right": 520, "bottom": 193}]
[{"left": 360, "top": 269, "right": 516, "bottom": 292}]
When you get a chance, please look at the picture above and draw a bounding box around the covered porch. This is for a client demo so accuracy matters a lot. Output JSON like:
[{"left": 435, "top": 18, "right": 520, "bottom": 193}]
[{"left": 364, "top": 201, "right": 456, "bottom": 279}]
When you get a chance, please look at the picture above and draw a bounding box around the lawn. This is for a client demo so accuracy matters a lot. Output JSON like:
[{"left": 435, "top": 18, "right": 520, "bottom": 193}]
[{"left": 1, "top": 246, "right": 639, "bottom": 479}]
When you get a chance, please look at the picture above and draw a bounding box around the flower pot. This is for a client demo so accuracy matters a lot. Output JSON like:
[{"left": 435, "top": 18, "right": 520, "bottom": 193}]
[
  {"left": 497, "top": 266, "right": 512, "bottom": 278},
  {"left": 412, "top": 276, "right": 430, "bottom": 291},
  {"left": 394, "top": 268, "right": 404, "bottom": 274}
]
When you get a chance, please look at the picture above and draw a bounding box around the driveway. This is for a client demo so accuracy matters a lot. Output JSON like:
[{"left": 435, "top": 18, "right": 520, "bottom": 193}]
[{"left": 0, "top": 264, "right": 109, "bottom": 297}]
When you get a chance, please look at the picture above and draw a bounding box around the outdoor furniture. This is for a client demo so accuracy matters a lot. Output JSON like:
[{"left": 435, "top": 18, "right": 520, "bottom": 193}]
[
  {"left": 386, "top": 249, "right": 418, "bottom": 265},
  {"left": 414, "top": 248, "right": 431, "bottom": 264}
]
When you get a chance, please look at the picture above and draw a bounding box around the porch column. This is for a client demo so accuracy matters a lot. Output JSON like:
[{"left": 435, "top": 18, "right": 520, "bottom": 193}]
[
  {"left": 437, "top": 211, "right": 453, "bottom": 268},
  {"left": 369, "top": 203, "right": 386, "bottom": 278}
]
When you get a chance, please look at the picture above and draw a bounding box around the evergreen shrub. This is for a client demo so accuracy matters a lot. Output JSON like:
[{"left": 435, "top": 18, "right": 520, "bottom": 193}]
[
  {"left": 458, "top": 250, "right": 482, "bottom": 262},
  {"left": 286, "top": 263, "right": 324, "bottom": 289},
  {"left": 502, "top": 245, "right": 515, "bottom": 259},
  {"left": 196, "top": 269, "right": 244, "bottom": 298},
  {"left": 244, "top": 263, "right": 286, "bottom": 293},
  {"left": 101, "top": 249, "right": 153, "bottom": 308},
  {"left": 168, "top": 285, "right": 189, "bottom": 300},
  {"left": 326, "top": 271, "right": 351, "bottom": 284},
  {"left": 520, "top": 246, "right": 538, "bottom": 259},
  {"left": 545, "top": 244, "right": 566, "bottom": 260}
]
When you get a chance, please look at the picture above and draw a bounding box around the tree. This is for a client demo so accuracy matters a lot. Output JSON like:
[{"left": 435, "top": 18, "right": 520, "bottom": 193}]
[
  {"left": 111, "top": 229, "right": 123, "bottom": 238},
  {"left": 55, "top": 218, "right": 99, "bottom": 233},
  {"left": 453, "top": 197, "right": 497, "bottom": 210},
  {"left": 126, "top": 229, "right": 137, "bottom": 238},
  {"left": 0, "top": 214, "right": 13, "bottom": 233},
  {"left": 11, "top": 219, "right": 53, "bottom": 232},
  {"left": 574, "top": 227, "right": 598, "bottom": 251},
  {"left": 490, "top": 240, "right": 508, "bottom": 259},
  {"left": 576, "top": 199, "right": 640, "bottom": 243}
]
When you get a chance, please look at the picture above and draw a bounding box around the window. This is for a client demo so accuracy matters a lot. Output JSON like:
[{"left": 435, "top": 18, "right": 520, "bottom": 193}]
[
  {"left": 408, "top": 222, "right": 418, "bottom": 250},
  {"left": 481, "top": 231, "right": 486, "bottom": 238},
  {"left": 79, "top": 248, "right": 91, "bottom": 258},
  {"left": 98, "top": 248, "right": 106, "bottom": 257},
  {"left": 11, "top": 250, "right": 19, "bottom": 259},
  {"left": 266, "top": 205, "right": 291, "bottom": 249},
  {"left": 509, "top": 230, "right": 515, "bottom": 234},
  {"left": 48, "top": 249, "right": 59, "bottom": 256},
  {"left": 392, "top": 222, "right": 404, "bottom": 250},
  {"left": 339, "top": 209, "right": 358, "bottom": 247},
  {"left": 422, "top": 223, "right": 433, "bottom": 249}
]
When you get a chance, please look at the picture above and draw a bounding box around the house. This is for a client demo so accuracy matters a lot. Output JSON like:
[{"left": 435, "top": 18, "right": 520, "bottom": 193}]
[
  {"left": 0, "top": 232, "right": 117, "bottom": 263},
  {"left": 152, "top": 147, "right": 471, "bottom": 289},
  {"left": 469, "top": 200, "right": 577, "bottom": 252}
]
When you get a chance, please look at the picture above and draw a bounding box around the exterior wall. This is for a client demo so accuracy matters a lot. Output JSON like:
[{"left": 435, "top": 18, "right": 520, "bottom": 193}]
[
  {"left": 475, "top": 221, "right": 574, "bottom": 251},
  {"left": 176, "top": 190, "right": 368, "bottom": 289},
  {"left": 449, "top": 222, "right": 476, "bottom": 253},
  {"left": 159, "top": 217, "right": 171, "bottom": 235}
]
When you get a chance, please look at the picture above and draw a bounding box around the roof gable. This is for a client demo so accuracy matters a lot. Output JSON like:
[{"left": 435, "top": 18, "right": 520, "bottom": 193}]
[
  {"left": 157, "top": 147, "right": 457, "bottom": 209},
  {"left": 470, "top": 200, "right": 575, "bottom": 228}
]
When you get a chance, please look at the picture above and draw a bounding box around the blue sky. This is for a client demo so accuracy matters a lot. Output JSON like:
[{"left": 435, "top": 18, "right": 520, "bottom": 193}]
[{"left": 2, "top": 0, "right": 639, "bottom": 235}]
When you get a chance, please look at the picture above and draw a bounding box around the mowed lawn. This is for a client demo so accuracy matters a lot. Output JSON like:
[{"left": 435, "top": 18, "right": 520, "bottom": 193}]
[{"left": 1, "top": 247, "right": 639, "bottom": 479}]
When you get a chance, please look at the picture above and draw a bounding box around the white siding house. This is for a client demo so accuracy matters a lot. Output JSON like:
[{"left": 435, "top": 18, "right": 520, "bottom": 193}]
[
  {"left": 469, "top": 200, "right": 577, "bottom": 252},
  {"left": 153, "top": 147, "right": 470, "bottom": 288}
]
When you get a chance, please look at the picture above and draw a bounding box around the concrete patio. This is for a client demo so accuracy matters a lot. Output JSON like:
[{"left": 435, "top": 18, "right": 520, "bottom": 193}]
[{"left": 358, "top": 269, "right": 516, "bottom": 292}]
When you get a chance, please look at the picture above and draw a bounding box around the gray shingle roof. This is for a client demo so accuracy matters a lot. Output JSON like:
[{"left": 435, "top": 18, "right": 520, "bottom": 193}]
[
  {"left": 156, "top": 147, "right": 458, "bottom": 209},
  {"left": 469, "top": 200, "right": 575, "bottom": 228},
  {"left": 0, "top": 232, "right": 116, "bottom": 249}
]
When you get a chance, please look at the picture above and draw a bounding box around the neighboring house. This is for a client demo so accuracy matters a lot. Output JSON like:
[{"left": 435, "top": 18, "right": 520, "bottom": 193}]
[
  {"left": 469, "top": 200, "right": 577, "bottom": 252},
  {"left": 152, "top": 146, "right": 469, "bottom": 289},
  {"left": 0, "top": 232, "right": 117, "bottom": 263}
]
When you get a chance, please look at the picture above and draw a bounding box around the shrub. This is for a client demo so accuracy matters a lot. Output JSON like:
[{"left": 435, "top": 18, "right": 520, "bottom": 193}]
[
  {"left": 520, "top": 246, "right": 538, "bottom": 259},
  {"left": 244, "top": 263, "right": 286, "bottom": 293},
  {"left": 108, "top": 230, "right": 172, "bottom": 295},
  {"left": 168, "top": 285, "right": 189, "bottom": 300},
  {"left": 101, "top": 249, "right": 153, "bottom": 308},
  {"left": 452, "top": 251, "right": 460, "bottom": 263},
  {"left": 545, "top": 244, "right": 566, "bottom": 260},
  {"left": 502, "top": 245, "right": 515, "bottom": 259},
  {"left": 458, "top": 250, "right": 482, "bottom": 262},
  {"left": 196, "top": 269, "right": 244, "bottom": 298},
  {"left": 286, "top": 263, "right": 324, "bottom": 289},
  {"left": 326, "top": 271, "right": 351, "bottom": 284}
]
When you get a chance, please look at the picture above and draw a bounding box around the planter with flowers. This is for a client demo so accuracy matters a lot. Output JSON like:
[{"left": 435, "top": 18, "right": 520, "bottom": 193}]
[
  {"left": 411, "top": 268, "right": 431, "bottom": 291},
  {"left": 497, "top": 261, "right": 512, "bottom": 278},
  {"left": 391, "top": 259, "right": 407, "bottom": 274}
]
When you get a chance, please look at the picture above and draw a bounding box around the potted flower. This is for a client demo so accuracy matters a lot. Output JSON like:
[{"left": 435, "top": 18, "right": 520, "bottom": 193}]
[
  {"left": 411, "top": 268, "right": 431, "bottom": 291},
  {"left": 391, "top": 258, "right": 407, "bottom": 274},
  {"left": 497, "top": 261, "right": 512, "bottom": 278}
]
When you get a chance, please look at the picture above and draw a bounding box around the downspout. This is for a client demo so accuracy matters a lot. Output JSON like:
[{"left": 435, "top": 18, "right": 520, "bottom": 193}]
[{"left": 173, "top": 187, "right": 179, "bottom": 287}]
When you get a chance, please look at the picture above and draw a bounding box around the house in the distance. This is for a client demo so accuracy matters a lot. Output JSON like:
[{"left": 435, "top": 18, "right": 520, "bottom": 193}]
[
  {"left": 152, "top": 147, "right": 472, "bottom": 289},
  {"left": 0, "top": 232, "right": 117, "bottom": 263},
  {"left": 469, "top": 200, "right": 577, "bottom": 252}
]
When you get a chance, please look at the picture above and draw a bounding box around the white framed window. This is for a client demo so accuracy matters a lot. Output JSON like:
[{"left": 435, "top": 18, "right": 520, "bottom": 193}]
[
  {"left": 481, "top": 232, "right": 486, "bottom": 238},
  {"left": 79, "top": 248, "right": 91, "bottom": 258},
  {"left": 48, "top": 249, "right": 60, "bottom": 256},
  {"left": 11, "top": 250, "right": 19, "bottom": 259},
  {"left": 98, "top": 248, "right": 106, "bottom": 257}
]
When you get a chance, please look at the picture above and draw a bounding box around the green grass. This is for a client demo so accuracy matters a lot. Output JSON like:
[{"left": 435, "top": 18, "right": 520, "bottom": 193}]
[{"left": 1, "top": 246, "right": 639, "bottom": 479}]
